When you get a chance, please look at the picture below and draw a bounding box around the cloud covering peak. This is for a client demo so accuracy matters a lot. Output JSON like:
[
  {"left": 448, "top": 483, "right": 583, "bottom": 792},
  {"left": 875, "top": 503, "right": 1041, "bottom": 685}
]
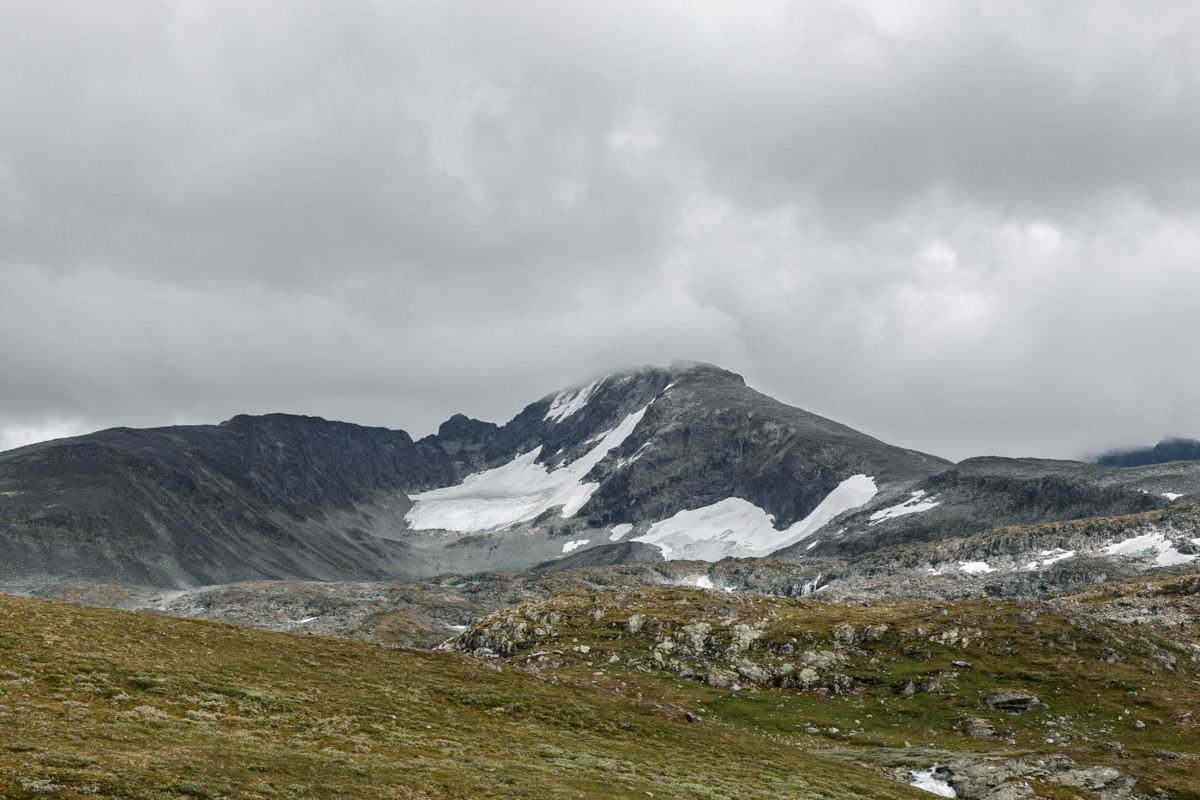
[{"left": 3, "top": 1, "right": 1200, "bottom": 460}]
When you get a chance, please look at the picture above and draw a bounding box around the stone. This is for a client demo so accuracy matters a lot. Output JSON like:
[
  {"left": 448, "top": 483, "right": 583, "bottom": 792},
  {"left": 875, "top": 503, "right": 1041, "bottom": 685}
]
[
  {"left": 831, "top": 623, "right": 858, "bottom": 645},
  {"left": 963, "top": 717, "right": 998, "bottom": 738},
  {"left": 863, "top": 624, "right": 889, "bottom": 641},
  {"left": 704, "top": 667, "right": 738, "bottom": 689},
  {"left": 985, "top": 692, "right": 1040, "bottom": 715}
]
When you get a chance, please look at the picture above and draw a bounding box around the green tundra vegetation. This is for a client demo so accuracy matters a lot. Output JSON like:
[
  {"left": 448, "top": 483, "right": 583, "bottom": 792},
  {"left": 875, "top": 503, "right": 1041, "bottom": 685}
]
[
  {"left": 0, "top": 593, "right": 924, "bottom": 800},
  {"left": 2, "top": 568, "right": 1199, "bottom": 800}
]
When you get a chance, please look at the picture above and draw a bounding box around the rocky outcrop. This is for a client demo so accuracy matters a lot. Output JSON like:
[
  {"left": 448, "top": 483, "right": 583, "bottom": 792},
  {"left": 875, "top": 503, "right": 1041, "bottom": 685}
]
[{"left": 932, "top": 754, "right": 1145, "bottom": 800}]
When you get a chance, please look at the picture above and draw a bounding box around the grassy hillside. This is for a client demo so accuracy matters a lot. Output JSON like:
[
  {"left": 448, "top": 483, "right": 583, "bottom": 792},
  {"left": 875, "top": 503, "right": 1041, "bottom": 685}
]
[{"left": 0, "top": 593, "right": 924, "bottom": 800}]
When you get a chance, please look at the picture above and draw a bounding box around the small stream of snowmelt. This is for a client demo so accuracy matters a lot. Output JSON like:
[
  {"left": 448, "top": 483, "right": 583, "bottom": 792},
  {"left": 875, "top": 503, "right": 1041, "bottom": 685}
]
[{"left": 909, "top": 766, "right": 955, "bottom": 797}]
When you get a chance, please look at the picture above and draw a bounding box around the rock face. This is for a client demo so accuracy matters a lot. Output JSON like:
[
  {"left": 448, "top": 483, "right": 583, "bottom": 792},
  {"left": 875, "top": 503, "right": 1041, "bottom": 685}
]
[
  {"left": 0, "top": 414, "right": 458, "bottom": 586},
  {"left": 936, "top": 755, "right": 1140, "bottom": 800}
]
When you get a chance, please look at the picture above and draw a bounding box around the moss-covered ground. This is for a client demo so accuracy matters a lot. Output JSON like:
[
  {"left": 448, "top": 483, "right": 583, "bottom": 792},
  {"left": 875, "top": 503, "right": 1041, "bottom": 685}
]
[{"left": 0, "top": 593, "right": 927, "bottom": 800}]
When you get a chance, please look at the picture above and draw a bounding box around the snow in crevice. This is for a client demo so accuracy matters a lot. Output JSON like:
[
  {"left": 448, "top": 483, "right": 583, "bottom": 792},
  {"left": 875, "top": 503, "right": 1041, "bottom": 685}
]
[
  {"left": 632, "top": 474, "right": 878, "bottom": 561},
  {"left": 615, "top": 441, "right": 652, "bottom": 469},
  {"left": 544, "top": 379, "right": 603, "bottom": 423},
  {"left": 1104, "top": 532, "right": 1196, "bottom": 567},
  {"left": 1034, "top": 548, "right": 1076, "bottom": 568},
  {"left": 405, "top": 406, "right": 648, "bottom": 532},
  {"left": 609, "top": 523, "right": 633, "bottom": 541},
  {"left": 869, "top": 490, "right": 940, "bottom": 525}
]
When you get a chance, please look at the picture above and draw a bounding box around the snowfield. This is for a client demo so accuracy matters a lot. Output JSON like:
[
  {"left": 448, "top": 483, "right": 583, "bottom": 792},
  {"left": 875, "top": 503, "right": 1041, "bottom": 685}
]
[
  {"left": 405, "top": 406, "right": 647, "bottom": 532},
  {"left": 632, "top": 474, "right": 878, "bottom": 561},
  {"left": 1104, "top": 532, "right": 1197, "bottom": 567}
]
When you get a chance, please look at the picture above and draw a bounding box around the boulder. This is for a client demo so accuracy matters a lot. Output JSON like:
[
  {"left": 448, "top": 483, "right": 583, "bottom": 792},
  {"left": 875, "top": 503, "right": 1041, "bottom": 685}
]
[
  {"left": 984, "top": 691, "right": 1040, "bottom": 715},
  {"left": 962, "top": 717, "right": 998, "bottom": 738}
]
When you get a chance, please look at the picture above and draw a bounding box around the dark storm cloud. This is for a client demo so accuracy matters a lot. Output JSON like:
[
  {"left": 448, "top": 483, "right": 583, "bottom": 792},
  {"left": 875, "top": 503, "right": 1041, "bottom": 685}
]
[{"left": 2, "top": 1, "right": 1199, "bottom": 460}]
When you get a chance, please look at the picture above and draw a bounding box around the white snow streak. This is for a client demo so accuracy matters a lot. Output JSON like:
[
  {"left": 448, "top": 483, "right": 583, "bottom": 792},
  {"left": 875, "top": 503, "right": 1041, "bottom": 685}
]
[
  {"left": 609, "top": 523, "right": 633, "bottom": 541},
  {"left": 1036, "top": 549, "right": 1076, "bottom": 567},
  {"left": 562, "top": 539, "right": 590, "bottom": 553},
  {"left": 1163, "top": 492, "right": 1183, "bottom": 501},
  {"left": 405, "top": 406, "right": 648, "bottom": 532},
  {"left": 869, "top": 490, "right": 940, "bottom": 525},
  {"left": 633, "top": 474, "right": 878, "bottom": 561},
  {"left": 959, "top": 561, "right": 994, "bottom": 574},
  {"left": 544, "top": 380, "right": 602, "bottom": 423}
]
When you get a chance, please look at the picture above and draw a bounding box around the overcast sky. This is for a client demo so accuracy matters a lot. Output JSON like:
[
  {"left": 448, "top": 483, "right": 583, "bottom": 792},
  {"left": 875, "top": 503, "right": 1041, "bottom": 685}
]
[{"left": 2, "top": 1, "right": 1199, "bottom": 462}]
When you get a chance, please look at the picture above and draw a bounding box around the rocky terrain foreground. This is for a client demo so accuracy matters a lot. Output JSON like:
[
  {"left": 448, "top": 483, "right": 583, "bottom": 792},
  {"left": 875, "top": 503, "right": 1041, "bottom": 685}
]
[{"left": 4, "top": 556, "right": 1198, "bottom": 798}]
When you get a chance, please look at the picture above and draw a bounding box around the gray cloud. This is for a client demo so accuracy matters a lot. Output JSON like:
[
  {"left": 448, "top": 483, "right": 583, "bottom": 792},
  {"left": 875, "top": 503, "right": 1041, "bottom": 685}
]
[{"left": 2, "top": 1, "right": 1199, "bottom": 461}]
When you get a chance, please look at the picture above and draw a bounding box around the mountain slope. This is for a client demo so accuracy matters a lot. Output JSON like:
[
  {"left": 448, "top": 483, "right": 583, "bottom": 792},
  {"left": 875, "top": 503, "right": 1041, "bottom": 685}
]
[
  {"left": 3, "top": 360, "right": 1198, "bottom": 588},
  {"left": 0, "top": 414, "right": 456, "bottom": 586}
]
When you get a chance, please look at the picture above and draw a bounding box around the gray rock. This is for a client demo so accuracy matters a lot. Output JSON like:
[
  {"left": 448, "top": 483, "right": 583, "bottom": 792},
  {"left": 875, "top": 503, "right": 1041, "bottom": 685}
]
[
  {"left": 962, "top": 717, "right": 998, "bottom": 738},
  {"left": 985, "top": 691, "right": 1040, "bottom": 715},
  {"left": 704, "top": 667, "right": 738, "bottom": 689}
]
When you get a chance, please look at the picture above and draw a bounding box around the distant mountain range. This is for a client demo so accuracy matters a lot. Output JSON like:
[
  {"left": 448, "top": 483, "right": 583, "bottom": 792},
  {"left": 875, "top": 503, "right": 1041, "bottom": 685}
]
[
  {"left": 2, "top": 361, "right": 1197, "bottom": 588},
  {"left": 1095, "top": 437, "right": 1200, "bottom": 467}
]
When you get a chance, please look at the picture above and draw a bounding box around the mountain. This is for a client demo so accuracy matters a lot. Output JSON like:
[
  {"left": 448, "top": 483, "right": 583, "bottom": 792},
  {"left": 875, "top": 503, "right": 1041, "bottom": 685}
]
[
  {"left": 1095, "top": 437, "right": 1200, "bottom": 467},
  {"left": 2, "top": 361, "right": 1199, "bottom": 588}
]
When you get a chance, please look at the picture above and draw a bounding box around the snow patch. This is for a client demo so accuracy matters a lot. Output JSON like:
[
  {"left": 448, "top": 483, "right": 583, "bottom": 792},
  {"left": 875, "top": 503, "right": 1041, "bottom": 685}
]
[
  {"left": 1163, "top": 492, "right": 1183, "bottom": 501},
  {"left": 633, "top": 475, "right": 878, "bottom": 561},
  {"left": 959, "top": 561, "right": 994, "bottom": 574},
  {"left": 870, "top": 490, "right": 940, "bottom": 525},
  {"left": 681, "top": 574, "right": 714, "bottom": 589},
  {"left": 562, "top": 539, "right": 590, "bottom": 554},
  {"left": 544, "top": 379, "right": 603, "bottom": 423},
  {"left": 405, "top": 406, "right": 648, "bottom": 532},
  {"left": 909, "top": 766, "right": 956, "bottom": 797},
  {"left": 609, "top": 523, "right": 633, "bottom": 541},
  {"left": 805, "top": 539, "right": 821, "bottom": 550},
  {"left": 1104, "top": 532, "right": 1196, "bottom": 567}
]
